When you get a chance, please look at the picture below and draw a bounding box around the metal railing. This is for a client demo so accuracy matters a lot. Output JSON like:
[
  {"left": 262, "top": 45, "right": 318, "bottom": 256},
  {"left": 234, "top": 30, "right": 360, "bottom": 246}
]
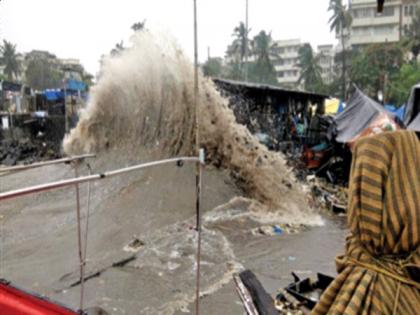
[
  {"left": 0, "top": 154, "right": 96, "bottom": 176},
  {"left": 0, "top": 153, "right": 205, "bottom": 314}
]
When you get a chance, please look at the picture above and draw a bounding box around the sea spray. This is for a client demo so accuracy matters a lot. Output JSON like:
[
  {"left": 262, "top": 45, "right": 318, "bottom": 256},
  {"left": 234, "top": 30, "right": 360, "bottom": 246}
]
[{"left": 64, "top": 30, "right": 320, "bottom": 222}]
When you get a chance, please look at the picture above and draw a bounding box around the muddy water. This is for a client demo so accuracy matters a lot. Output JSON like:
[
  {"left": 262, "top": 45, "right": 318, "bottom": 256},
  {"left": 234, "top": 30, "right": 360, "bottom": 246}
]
[
  {"left": 0, "top": 31, "right": 347, "bottom": 315},
  {"left": 0, "top": 162, "right": 346, "bottom": 315}
]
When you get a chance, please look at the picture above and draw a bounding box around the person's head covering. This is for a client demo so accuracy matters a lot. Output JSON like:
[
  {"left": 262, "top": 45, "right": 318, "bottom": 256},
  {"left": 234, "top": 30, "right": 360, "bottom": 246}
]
[
  {"left": 408, "top": 113, "right": 420, "bottom": 132},
  {"left": 404, "top": 84, "right": 420, "bottom": 127},
  {"left": 313, "top": 131, "right": 420, "bottom": 315}
]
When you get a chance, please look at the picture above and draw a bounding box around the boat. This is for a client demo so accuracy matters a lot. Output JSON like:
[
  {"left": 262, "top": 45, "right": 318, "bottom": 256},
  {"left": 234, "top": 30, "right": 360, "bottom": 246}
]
[{"left": 0, "top": 279, "right": 83, "bottom": 315}]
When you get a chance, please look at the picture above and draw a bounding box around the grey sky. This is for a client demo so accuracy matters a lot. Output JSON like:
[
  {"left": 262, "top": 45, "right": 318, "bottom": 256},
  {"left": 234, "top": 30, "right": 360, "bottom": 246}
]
[{"left": 1, "top": 0, "right": 336, "bottom": 75}]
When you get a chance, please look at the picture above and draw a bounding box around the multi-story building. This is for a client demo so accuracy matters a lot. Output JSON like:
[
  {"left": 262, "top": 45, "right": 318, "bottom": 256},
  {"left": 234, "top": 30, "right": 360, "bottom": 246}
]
[
  {"left": 349, "top": 0, "right": 419, "bottom": 47},
  {"left": 317, "top": 44, "right": 335, "bottom": 84},
  {"left": 272, "top": 39, "right": 302, "bottom": 88}
]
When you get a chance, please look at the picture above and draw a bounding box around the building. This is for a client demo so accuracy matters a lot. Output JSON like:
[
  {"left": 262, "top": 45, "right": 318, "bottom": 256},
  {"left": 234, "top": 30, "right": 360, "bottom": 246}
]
[
  {"left": 348, "top": 0, "right": 419, "bottom": 47},
  {"left": 272, "top": 39, "right": 302, "bottom": 88},
  {"left": 317, "top": 44, "right": 335, "bottom": 84}
]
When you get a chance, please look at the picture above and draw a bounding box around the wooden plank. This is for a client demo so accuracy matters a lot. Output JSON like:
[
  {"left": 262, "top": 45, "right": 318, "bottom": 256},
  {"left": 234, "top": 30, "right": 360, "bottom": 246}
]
[
  {"left": 233, "top": 274, "right": 259, "bottom": 315},
  {"left": 239, "top": 270, "right": 278, "bottom": 315}
]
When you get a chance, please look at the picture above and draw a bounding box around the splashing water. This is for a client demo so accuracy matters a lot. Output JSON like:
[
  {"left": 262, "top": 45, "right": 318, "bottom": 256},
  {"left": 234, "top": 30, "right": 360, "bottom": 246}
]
[{"left": 64, "top": 30, "right": 320, "bottom": 223}]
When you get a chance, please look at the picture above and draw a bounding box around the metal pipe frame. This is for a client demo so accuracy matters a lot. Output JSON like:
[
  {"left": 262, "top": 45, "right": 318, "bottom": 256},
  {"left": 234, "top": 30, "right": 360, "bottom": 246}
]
[
  {"left": 0, "top": 157, "right": 200, "bottom": 201},
  {"left": 0, "top": 154, "right": 96, "bottom": 175}
]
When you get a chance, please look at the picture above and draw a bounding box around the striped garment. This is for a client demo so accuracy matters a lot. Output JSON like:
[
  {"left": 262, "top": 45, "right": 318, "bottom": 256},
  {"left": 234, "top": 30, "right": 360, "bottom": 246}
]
[{"left": 312, "top": 131, "right": 420, "bottom": 315}]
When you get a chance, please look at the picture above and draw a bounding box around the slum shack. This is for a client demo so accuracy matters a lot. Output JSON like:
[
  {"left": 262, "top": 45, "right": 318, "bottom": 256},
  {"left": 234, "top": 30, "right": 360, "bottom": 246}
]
[
  {"left": 0, "top": 81, "right": 65, "bottom": 165},
  {"left": 213, "top": 79, "right": 329, "bottom": 152}
]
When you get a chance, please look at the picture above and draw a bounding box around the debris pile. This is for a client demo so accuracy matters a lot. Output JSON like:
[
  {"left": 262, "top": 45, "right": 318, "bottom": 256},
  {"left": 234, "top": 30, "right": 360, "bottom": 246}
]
[
  {"left": 307, "top": 176, "right": 348, "bottom": 214},
  {"left": 275, "top": 289, "right": 307, "bottom": 315},
  {"left": 216, "top": 87, "right": 285, "bottom": 151},
  {"left": 0, "top": 138, "right": 61, "bottom": 166}
]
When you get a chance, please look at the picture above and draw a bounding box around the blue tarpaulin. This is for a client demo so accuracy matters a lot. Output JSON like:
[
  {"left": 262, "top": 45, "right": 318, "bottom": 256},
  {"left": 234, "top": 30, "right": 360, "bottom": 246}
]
[
  {"left": 44, "top": 89, "right": 64, "bottom": 101},
  {"left": 384, "top": 104, "right": 406, "bottom": 121},
  {"left": 65, "top": 80, "right": 86, "bottom": 91}
]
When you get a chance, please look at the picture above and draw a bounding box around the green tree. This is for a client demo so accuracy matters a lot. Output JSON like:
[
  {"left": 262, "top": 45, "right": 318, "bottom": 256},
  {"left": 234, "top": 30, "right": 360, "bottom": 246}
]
[
  {"left": 224, "top": 60, "right": 243, "bottom": 80},
  {"left": 232, "top": 22, "right": 250, "bottom": 67},
  {"left": 389, "top": 63, "right": 420, "bottom": 106},
  {"left": 349, "top": 43, "right": 404, "bottom": 102},
  {"left": 202, "top": 57, "right": 223, "bottom": 77},
  {"left": 24, "top": 51, "right": 62, "bottom": 90},
  {"left": 297, "top": 43, "right": 323, "bottom": 92},
  {"left": 248, "top": 31, "right": 278, "bottom": 85},
  {"left": 328, "top": 0, "right": 352, "bottom": 99},
  {"left": 225, "top": 22, "right": 251, "bottom": 79},
  {"left": 405, "top": 6, "right": 420, "bottom": 62},
  {"left": 0, "top": 40, "right": 21, "bottom": 81}
]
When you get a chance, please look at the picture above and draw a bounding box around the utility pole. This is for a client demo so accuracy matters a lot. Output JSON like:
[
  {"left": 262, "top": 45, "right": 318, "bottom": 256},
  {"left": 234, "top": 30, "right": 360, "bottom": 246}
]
[
  {"left": 244, "top": 0, "right": 249, "bottom": 81},
  {"left": 63, "top": 79, "right": 68, "bottom": 134},
  {"left": 193, "top": 2, "right": 203, "bottom": 315}
]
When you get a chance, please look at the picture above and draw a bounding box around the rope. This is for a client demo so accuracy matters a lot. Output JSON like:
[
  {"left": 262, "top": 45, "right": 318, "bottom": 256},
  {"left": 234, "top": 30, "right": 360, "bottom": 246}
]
[
  {"left": 347, "top": 257, "right": 420, "bottom": 290},
  {"left": 393, "top": 282, "right": 401, "bottom": 315}
]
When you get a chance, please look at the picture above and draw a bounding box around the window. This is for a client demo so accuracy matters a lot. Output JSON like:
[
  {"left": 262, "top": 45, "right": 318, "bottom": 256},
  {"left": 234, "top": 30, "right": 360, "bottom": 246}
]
[
  {"left": 277, "top": 72, "right": 284, "bottom": 78},
  {"left": 378, "top": 6, "right": 394, "bottom": 17},
  {"left": 353, "top": 8, "right": 374, "bottom": 19},
  {"left": 353, "top": 26, "right": 371, "bottom": 36},
  {"left": 273, "top": 59, "right": 283, "bottom": 66},
  {"left": 374, "top": 25, "right": 395, "bottom": 35},
  {"left": 405, "top": 5, "right": 409, "bottom": 16},
  {"left": 409, "top": 5, "right": 415, "bottom": 16}
]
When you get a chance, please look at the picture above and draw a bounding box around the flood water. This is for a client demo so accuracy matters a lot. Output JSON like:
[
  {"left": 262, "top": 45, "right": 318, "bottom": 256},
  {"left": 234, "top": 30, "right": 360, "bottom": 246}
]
[{"left": 0, "top": 161, "right": 347, "bottom": 315}]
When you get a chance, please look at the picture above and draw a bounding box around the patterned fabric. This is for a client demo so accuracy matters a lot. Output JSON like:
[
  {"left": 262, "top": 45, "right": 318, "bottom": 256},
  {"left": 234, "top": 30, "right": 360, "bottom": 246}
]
[{"left": 312, "top": 131, "right": 420, "bottom": 315}]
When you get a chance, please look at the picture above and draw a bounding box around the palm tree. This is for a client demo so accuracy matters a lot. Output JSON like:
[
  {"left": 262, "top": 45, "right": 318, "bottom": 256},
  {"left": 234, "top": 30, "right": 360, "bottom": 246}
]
[
  {"left": 250, "top": 31, "right": 279, "bottom": 85},
  {"left": 0, "top": 40, "right": 21, "bottom": 81},
  {"left": 228, "top": 22, "right": 251, "bottom": 76},
  {"left": 328, "top": 0, "right": 352, "bottom": 99},
  {"left": 297, "top": 44, "right": 323, "bottom": 92}
]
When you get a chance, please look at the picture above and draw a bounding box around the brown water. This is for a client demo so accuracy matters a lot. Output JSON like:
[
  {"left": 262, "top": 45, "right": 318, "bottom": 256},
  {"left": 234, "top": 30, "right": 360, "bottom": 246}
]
[
  {"left": 63, "top": 31, "right": 321, "bottom": 224},
  {"left": 0, "top": 164, "right": 346, "bottom": 314},
  {"left": 0, "top": 31, "right": 345, "bottom": 314}
]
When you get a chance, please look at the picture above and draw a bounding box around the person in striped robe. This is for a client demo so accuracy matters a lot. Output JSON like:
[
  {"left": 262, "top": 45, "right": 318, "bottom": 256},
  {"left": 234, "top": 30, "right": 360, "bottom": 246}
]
[{"left": 312, "top": 130, "right": 420, "bottom": 314}]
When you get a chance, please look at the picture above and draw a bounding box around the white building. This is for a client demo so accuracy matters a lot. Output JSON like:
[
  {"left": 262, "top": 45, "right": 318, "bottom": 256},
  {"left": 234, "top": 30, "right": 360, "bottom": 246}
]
[
  {"left": 317, "top": 45, "right": 335, "bottom": 84},
  {"left": 349, "top": 0, "right": 419, "bottom": 47},
  {"left": 272, "top": 39, "right": 302, "bottom": 88}
]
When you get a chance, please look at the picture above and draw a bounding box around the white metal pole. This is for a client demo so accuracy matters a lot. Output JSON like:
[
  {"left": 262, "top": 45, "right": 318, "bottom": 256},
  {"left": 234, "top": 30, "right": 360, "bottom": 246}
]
[
  {"left": 0, "top": 157, "right": 200, "bottom": 201},
  {"left": 0, "top": 154, "right": 96, "bottom": 175}
]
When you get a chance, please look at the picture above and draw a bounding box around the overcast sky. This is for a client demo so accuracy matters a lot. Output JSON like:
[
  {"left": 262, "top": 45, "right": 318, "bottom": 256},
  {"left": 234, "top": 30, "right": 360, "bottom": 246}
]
[{"left": 1, "top": 0, "right": 337, "bottom": 75}]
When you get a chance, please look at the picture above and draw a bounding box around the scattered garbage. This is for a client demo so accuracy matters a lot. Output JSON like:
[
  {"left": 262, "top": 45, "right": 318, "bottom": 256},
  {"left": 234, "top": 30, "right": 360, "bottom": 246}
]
[
  {"left": 251, "top": 224, "right": 306, "bottom": 237},
  {"left": 274, "top": 292, "right": 306, "bottom": 315},
  {"left": 307, "top": 176, "right": 348, "bottom": 213}
]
